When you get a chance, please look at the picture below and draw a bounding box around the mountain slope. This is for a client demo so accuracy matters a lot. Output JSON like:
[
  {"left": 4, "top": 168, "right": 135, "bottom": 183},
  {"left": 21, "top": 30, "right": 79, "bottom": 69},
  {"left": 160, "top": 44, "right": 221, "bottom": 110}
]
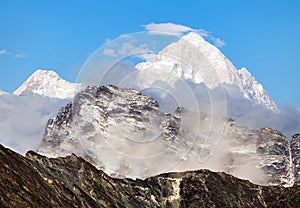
[
  {"left": 1, "top": 144, "right": 300, "bottom": 208},
  {"left": 135, "top": 32, "right": 277, "bottom": 111},
  {"left": 38, "top": 85, "right": 187, "bottom": 178},
  {"left": 37, "top": 85, "right": 300, "bottom": 186},
  {"left": 291, "top": 134, "right": 300, "bottom": 184},
  {"left": 14, "top": 69, "right": 83, "bottom": 99}
]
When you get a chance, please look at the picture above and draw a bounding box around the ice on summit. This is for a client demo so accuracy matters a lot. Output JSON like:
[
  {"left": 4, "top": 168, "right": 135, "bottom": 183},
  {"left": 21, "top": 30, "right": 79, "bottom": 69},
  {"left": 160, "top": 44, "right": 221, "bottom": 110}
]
[
  {"left": 136, "top": 32, "right": 278, "bottom": 111},
  {"left": 14, "top": 69, "right": 83, "bottom": 99},
  {"left": 12, "top": 32, "right": 277, "bottom": 111}
]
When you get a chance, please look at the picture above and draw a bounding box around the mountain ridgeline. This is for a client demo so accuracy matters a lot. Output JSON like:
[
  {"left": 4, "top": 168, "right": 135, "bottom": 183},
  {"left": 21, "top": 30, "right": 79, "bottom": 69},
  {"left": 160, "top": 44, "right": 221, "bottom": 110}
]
[
  {"left": 1, "top": 144, "right": 300, "bottom": 208},
  {"left": 37, "top": 85, "right": 300, "bottom": 187},
  {"left": 1, "top": 31, "right": 300, "bottom": 207}
]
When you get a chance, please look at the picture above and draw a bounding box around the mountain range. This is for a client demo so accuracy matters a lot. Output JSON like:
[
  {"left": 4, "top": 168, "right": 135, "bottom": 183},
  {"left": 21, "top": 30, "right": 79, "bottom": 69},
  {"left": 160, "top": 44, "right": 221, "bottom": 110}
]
[
  {"left": 1, "top": 32, "right": 277, "bottom": 110},
  {"left": 36, "top": 84, "right": 300, "bottom": 187},
  {"left": 0, "top": 32, "right": 299, "bottom": 194}
]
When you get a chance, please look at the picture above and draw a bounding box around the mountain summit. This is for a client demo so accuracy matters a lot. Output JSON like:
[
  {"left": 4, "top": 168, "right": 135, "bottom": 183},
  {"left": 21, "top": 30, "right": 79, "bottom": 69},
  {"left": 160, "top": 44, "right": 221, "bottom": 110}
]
[
  {"left": 136, "top": 32, "right": 277, "bottom": 111},
  {"left": 14, "top": 69, "right": 82, "bottom": 99}
]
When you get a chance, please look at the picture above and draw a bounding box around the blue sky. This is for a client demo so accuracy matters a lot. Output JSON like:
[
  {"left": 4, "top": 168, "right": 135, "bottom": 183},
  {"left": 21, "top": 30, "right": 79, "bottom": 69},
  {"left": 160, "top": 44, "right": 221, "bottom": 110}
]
[{"left": 0, "top": 0, "right": 299, "bottom": 107}]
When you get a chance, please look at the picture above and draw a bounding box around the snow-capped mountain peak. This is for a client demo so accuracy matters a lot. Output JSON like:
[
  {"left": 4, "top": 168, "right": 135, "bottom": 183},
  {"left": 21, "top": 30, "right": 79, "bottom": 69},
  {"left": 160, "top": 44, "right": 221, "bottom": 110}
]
[
  {"left": 136, "top": 32, "right": 278, "bottom": 111},
  {"left": 0, "top": 89, "right": 9, "bottom": 96},
  {"left": 237, "top": 67, "right": 277, "bottom": 111},
  {"left": 14, "top": 69, "right": 83, "bottom": 99}
]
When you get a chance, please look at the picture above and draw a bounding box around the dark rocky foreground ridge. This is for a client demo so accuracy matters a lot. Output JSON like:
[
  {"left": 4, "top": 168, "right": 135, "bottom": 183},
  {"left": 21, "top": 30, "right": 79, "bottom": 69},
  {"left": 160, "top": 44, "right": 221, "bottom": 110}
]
[{"left": 1, "top": 144, "right": 300, "bottom": 208}]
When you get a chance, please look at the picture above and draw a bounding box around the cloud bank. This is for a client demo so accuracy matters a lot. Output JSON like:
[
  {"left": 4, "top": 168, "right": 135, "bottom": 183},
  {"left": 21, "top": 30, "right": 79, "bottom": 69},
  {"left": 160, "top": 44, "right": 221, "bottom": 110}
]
[{"left": 0, "top": 94, "right": 69, "bottom": 154}]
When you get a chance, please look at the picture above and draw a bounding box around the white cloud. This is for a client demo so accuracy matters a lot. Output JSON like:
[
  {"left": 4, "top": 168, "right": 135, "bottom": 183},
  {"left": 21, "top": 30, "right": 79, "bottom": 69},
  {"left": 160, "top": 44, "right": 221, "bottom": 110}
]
[
  {"left": 103, "top": 42, "right": 153, "bottom": 60},
  {"left": 15, "top": 54, "right": 25, "bottom": 58},
  {"left": 0, "top": 94, "right": 69, "bottom": 154},
  {"left": 14, "top": 50, "right": 28, "bottom": 58},
  {"left": 212, "top": 38, "right": 225, "bottom": 48},
  {"left": 143, "top": 23, "right": 225, "bottom": 48},
  {"left": 194, "top": 29, "right": 225, "bottom": 47},
  {"left": 0, "top": 49, "right": 29, "bottom": 58},
  {"left": 103, "top": 48, "right": 117, "bottom": 57},
  {"left": 118, "top": 42, "right": 149, "bottom": 56},
  {"left": 0, "top": 49, "right": 7, "bottom": 55},
  {"left": 143, "top": 23, "right": 193, "bottom": 36}
]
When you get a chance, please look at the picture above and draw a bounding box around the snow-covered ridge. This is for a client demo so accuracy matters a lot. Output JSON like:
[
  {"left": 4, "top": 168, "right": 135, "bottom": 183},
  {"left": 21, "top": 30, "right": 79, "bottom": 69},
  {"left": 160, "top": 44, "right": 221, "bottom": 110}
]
[
  {"left": 136, "top": 32, "right": 278, "bottom": 111},
  {"left": 14, "top": 69, "right": 83, "bottom": 99},
  {"left": 238, "top": 67, "right": 277, "bottom": 111},
  {"left": 0, "top": 90, "right": 9, "bottom": 96},
  {"left": 12, "top": 32, "right": 278, "bottom": 111}
]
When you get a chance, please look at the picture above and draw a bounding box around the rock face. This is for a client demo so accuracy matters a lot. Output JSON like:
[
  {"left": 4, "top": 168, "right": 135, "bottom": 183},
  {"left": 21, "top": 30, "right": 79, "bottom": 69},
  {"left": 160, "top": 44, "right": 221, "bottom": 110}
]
[
  {"left": 257, "top": 128, "right": 295, "bottom": 186},
  {"left": 223, "top": 122, "right": 295, "bottom": 187},
  {"left": 37, "top": 85, "right": 300, "bottom": 187},
  {"left": 1, "top": 144, "right": 300, "bottom": 208},
  {"left": 38, "top": 85, "right": 187, "bottom": 178},
  {"left": 291, "top": 134, "right": 300, "bottom": 185}
]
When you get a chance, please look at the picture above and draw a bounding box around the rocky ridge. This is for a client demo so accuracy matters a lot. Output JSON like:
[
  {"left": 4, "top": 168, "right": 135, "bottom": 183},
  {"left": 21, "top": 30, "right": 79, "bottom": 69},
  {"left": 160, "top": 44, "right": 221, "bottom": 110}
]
[
  {"left": 38, "top": 85, "right": 187, "bottom": 178},
  {"left": 37, "top": 85, "right": 300, "bottom": 186},
  {"left": 1, "top": 144, "right": 300, "bottom": 208},
  {"left": 291, "top": 134, "right": 300, "bottom": 184}
]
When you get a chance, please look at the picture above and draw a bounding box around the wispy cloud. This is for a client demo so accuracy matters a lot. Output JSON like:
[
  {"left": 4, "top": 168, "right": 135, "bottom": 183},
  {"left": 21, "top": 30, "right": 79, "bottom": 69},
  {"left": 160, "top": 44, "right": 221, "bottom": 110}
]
[
  {"left": 14, "top": 50, "right": 28, "bottom": 58},
  {"left": 143, "top": 23, "right": 225, "bottom": 48},
  {"left": 14, "top": 53, "right": 27, "bottom": 58},
  {"left": 0, "top": 49, "right": 8, "bottom": 55},
  {"left": 143, "top": 23, "right": 193, "bottom": 36},
  {"left": 195, "top": 29, "right": 225, "bottom": 48},
  {"left": 103, "top": 48, "right": 117, "bottom": 57},
  {"left": 0, "top": 49, "right": 28, "bottom": 58},
  {"left": 103, "top": 42, "right": 153, "bottom": 60}
]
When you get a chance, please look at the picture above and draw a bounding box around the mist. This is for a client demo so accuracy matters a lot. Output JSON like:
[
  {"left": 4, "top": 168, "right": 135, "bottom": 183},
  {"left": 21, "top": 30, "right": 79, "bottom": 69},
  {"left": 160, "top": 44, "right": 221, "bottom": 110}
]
[
  {"left": 0, "top": 93, "right": 69, "bottom": 154},
  {"left": 223, "top": 84, "right": 300, "bottom": 138},
  {"left": 1, "top": 63, "right": 296, "bottom": 186},
  {"left": 71, "top": 58, "right": 300, "bottom": 185}
]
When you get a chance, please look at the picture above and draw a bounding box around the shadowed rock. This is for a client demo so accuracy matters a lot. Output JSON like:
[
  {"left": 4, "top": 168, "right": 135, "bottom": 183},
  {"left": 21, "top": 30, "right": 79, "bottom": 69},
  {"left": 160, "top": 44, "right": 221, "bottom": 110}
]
[{"left": 0, "top": 144, "right": 300, "bottom": 207}]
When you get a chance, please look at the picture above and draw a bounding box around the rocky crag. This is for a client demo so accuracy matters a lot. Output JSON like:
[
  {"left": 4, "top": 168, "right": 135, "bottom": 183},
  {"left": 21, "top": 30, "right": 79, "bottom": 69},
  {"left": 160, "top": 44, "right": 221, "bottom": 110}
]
[{"left": 1, "top": 144, "right": 300, "bottom": 208}]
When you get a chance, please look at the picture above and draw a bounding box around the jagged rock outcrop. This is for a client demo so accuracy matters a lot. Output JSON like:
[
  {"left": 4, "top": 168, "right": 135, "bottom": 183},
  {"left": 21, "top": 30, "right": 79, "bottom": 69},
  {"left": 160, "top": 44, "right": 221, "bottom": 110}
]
[
  {"left": 37, "top": 85, "right": 299, "bottom": 186},
  {"left": 38, "top": 85, "right": 188, "bottom": 178},
  {"left": 223, "top": 122, "right": 295, "bottom": 186},
  {"left": 257, "top": 128, "right": 295, "bottom": 186},
  {"left": 1, "top": 144, "right": 300, "bottom": 208},
  {"left": 37, "top": 85, "right": 300, "bottom": 186},
  {"left": 291, "top": 134, "right": 300, "bottom": 185}
]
